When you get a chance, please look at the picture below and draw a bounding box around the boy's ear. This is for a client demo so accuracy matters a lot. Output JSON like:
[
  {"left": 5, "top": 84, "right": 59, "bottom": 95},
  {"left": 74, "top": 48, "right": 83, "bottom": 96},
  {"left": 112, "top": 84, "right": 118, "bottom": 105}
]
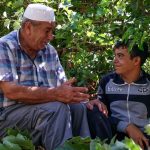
[{"left": 134, "top": 56, "right": 141, "bottom": 66}]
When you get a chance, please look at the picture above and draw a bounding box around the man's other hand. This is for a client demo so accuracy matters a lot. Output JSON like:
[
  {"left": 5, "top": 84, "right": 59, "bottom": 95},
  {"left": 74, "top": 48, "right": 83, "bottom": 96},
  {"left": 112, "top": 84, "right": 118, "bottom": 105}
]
[{"left": 86, "top": 99, "right": 108, "bottom": 117}]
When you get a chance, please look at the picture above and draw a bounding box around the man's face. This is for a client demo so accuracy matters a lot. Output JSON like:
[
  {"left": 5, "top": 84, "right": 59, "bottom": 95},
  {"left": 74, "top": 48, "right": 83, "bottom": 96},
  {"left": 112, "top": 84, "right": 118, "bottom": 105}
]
[
  {"left": 28, "top": 21, "right": 55, "bottom": 51},
  {"left": 113, "top": 47, "right": 137, "bottom": 76}
]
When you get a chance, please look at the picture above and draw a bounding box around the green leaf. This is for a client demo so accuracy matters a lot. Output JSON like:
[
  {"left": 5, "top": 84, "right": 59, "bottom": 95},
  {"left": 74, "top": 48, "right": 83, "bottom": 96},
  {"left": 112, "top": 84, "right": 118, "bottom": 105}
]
[
  {"left": 144, "top": 124, "right": 150, "bottom": 135},
  {"left": 3, "top": 11, "right": 7, "bottom": 18},
  {"left": 111, "top": 140, "right": 127, "bottom": 150},
  {"left": 2, "top": 135, "right": 17, "bottom": 143},
  {"left": 4, "top": 19, "right": 10, "bottom": 29},
  {"left": 16, "top": 133, "right": 26, "bottom": 141},
  {"left": 4, "top": 129, "right": 35, "bottom": 150},
  {"left": 123, "top": 137, "right": 141, "bottom": 150},
  {"left": 0, "top": 144, "right": 8, "bottom": 150},
  {"left": 13, "top": 21, "right": 21, "bottom": 30},
  {"left": 3, "top": 140, "right": 22, "bottom": 150},
  {"left": 13, "top": 0, "right": 23, "bottom": 8},
  {"left": 90, "top": 140, "right": 103, "bottom": 150},
  {"left": 7, "top": 128, "right": 18, "bottom": 136},
  {"left": 15, "top": 133, "right": 34, "bottom": 150},
  {"left": 7, "top": 128, "right": 31, "bottom": 139},
  {"left": 55, "top": 136, "right": 90, "bottom": 150}
]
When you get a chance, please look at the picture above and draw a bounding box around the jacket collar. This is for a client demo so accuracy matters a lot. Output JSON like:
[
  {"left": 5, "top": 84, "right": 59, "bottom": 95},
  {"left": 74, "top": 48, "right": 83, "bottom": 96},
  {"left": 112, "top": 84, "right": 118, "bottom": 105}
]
[{"left": 113, "top": 70, "right": 148, "bottom": 84}]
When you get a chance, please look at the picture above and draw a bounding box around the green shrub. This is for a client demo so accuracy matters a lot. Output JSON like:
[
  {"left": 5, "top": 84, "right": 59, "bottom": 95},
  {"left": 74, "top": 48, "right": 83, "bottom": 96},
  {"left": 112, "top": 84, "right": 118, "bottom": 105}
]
[
  {"left": 0, "top": 128, "right": 35, "bottom": 150},
  {"left": 55, "top": 136, "right": 141, "bottom": 150}
]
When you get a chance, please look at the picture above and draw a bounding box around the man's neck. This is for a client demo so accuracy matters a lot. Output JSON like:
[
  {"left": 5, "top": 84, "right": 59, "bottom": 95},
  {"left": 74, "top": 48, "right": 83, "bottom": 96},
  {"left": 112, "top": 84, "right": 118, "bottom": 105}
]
[{"left": 19, "top": 30, "right": 37, "bottom": 59}]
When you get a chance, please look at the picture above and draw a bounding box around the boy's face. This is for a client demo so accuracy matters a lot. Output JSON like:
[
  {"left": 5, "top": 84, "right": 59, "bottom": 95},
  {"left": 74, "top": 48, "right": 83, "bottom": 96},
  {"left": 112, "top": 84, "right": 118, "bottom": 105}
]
[{"left": 113, "top": 47, "right": 138, "bottom": 76}]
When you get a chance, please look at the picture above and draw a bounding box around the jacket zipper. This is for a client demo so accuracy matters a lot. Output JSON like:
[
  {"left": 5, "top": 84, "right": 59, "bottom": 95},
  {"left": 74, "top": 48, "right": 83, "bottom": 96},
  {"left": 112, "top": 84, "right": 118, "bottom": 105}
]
[{"left": 127, "top": 84, "right": 131, "bottom": 123}]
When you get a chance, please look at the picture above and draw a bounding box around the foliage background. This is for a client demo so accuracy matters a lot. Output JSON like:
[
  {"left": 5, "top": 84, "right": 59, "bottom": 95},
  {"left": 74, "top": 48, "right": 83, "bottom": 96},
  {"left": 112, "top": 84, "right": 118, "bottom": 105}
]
[{"left": 0, "top": 0, "right": 150, "bottom": 97}]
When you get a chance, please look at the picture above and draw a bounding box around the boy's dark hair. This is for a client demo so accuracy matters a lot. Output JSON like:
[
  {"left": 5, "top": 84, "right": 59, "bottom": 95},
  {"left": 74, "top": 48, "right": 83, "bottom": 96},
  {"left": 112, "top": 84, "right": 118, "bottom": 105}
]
[{"left": 114, "top": 40, "right": 149, "bottom": 66}]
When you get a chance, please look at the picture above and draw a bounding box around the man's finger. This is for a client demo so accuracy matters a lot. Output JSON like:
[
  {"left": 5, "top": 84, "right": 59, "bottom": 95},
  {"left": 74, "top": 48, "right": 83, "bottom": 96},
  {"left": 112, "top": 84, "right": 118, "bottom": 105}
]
[
  {"left": 64, "top": 77, "right": 77, "bottom": 85},
  {"left": 86, "top": 102, "right": 93, "bottom": 110},
  {"left": 97, "top": 103, "right": 108, "bottom": 116},
  {"left": 72, "top": 87, "right": 89, "bottom": 93}
]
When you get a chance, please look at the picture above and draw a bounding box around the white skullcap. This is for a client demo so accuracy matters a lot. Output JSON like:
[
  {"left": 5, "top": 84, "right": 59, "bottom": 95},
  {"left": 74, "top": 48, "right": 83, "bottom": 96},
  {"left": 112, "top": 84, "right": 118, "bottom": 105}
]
[{"left": 23, "top": 3, "right": 55, "bottom": 22}]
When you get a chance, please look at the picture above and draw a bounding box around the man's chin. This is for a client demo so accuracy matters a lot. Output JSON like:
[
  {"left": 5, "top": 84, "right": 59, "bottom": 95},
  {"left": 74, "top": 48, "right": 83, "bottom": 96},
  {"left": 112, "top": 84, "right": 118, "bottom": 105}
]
[
  {"left": 115, "top": 69, "right": 122, "bottom": 74},
  {"left": 39, "top": 45, "right": 46, "bottom": 50}
]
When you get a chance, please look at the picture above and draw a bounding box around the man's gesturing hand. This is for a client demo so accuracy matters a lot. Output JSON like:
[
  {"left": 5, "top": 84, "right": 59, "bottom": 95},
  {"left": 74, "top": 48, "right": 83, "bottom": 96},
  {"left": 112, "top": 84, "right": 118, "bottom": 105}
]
[
  {"left": 55, "top": 79, "right": 90, "bottom": 103},
  {"left": 86, "top": 99, "right": 108, "bottom": 116}
]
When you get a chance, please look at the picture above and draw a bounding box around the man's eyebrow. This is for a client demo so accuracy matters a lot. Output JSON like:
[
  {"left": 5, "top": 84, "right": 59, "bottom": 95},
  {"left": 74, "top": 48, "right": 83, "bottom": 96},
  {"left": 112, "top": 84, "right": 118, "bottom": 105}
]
[{"left": 45, "top": 27, "right": 54, "bottom": 30}]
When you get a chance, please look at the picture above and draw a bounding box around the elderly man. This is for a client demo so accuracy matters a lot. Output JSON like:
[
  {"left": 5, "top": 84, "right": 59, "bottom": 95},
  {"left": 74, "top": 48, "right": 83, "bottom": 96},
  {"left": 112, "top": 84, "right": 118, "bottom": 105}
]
[
  {"left": 0, "top": 3, "right": 90, "bottom": 150},
  {"left": 87, "top": 40, "right": 150, "bottom": 149}
]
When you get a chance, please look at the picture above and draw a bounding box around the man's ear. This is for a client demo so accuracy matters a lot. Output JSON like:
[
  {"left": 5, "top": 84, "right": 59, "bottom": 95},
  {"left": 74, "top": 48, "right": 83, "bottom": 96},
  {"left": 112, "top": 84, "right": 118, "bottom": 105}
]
[{"left": 24, "top": 22, "right": 32, "bottom": 35}]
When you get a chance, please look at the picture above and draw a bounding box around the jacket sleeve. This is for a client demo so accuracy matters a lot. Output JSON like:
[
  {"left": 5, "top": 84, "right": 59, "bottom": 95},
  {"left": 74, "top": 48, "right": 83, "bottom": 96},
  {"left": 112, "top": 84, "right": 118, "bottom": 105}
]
[
  {"left": 97, "top": 75, "right": 110, "bottom": 113},
  {"left": 117, "top": 121, "right": 130, "bottom": 132}
]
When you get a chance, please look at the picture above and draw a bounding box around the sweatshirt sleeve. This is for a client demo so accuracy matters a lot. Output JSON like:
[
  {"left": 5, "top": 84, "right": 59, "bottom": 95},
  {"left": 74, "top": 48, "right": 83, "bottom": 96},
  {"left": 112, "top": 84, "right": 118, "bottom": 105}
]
[{"left": 117, "top": 121, "right": 131, "bottom": 133}]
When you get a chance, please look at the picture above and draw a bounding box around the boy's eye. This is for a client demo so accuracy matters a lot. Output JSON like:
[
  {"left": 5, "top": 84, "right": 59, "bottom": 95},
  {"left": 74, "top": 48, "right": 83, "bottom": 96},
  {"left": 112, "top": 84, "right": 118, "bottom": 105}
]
[{"left": 118, "top": 54, "right": 124, "bottom": 58}]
